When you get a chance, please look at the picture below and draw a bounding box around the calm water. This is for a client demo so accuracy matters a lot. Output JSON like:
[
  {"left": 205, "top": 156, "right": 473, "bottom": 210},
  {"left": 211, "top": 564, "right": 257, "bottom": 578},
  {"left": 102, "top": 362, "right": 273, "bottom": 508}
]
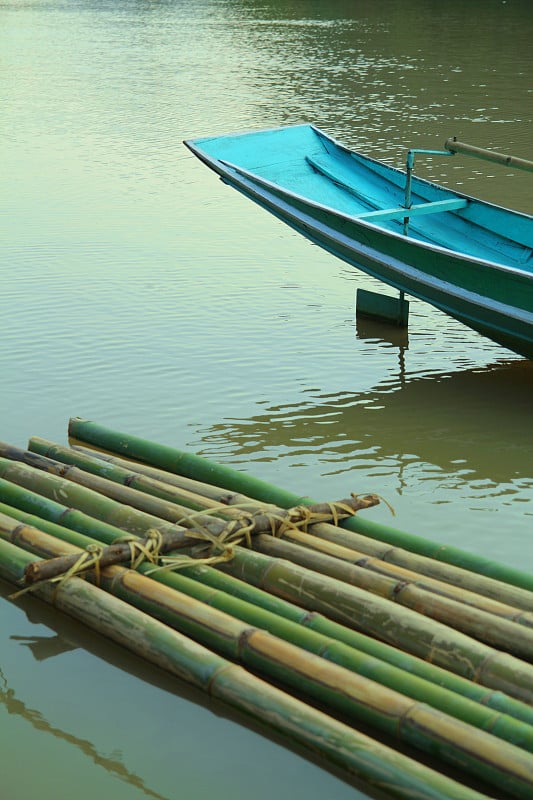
[{"left": 1, "top": 1, "right": 532, "bottom": 798}]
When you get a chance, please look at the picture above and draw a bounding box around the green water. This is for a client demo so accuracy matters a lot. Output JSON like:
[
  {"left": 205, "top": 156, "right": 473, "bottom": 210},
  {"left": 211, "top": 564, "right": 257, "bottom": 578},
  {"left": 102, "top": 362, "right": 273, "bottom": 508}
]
[{"left": 1, "top": 1, "right": 532, "bottom": 798}]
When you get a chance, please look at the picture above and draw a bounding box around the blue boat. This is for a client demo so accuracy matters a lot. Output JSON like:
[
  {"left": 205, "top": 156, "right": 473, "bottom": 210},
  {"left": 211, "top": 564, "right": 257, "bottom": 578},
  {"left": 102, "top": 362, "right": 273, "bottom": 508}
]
[{"left": 184, "top": 124, "right": 533, "bottom": 360}]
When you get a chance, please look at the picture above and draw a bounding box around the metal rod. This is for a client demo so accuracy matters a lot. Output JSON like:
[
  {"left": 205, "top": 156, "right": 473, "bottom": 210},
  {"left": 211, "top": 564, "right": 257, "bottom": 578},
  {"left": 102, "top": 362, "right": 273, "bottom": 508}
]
[
  {"left": 403, "top": 149, "right": 454, "bottom": 235},
  {"left": 444, "top": 138, "right": 533, "bottom": 173}
]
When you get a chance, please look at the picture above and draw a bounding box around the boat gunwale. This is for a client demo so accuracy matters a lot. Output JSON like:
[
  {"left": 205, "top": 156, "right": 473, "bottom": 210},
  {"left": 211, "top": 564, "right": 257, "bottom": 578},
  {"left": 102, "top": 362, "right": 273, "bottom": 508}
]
[
  {"left": 184, "top": 122, "right": 533, "bottom": 224},
  {"left": 185, "top": 143, "right": 533, "bottom": 343},
  {"left": 184, "top": 136, "right": 533, "bottom": 283},
  {"left": 232, "top": 169, "right": 533, "bottom": 325}
]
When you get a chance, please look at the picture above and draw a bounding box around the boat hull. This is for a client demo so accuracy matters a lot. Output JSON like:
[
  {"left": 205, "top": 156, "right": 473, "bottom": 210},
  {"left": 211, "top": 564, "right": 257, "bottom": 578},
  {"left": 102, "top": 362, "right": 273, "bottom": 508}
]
[{"left": 185, "top": 125, "right": 533, "bottom": 359}]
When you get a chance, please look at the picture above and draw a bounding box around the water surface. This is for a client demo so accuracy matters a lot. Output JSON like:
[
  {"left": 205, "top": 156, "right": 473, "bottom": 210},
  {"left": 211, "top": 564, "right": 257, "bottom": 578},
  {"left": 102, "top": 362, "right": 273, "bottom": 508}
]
[{"left": 1, "top": 1, "right": 532, "bottom": 798}]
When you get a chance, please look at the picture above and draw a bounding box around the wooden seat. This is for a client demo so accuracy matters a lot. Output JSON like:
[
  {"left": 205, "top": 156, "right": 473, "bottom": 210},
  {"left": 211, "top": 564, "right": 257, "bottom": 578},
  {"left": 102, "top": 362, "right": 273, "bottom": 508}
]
[{"left": 356, "top": 198, "right": 468, "bottom": 222}]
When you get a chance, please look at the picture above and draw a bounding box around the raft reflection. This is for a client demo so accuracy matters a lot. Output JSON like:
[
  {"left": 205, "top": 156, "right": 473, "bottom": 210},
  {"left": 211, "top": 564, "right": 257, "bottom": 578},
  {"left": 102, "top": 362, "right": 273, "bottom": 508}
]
[
  {"left": 0, "top": 663, "right": 169, "bottom": 800},
  {"left": 201, "top": 322, "right": 532, "bottom": 486}
]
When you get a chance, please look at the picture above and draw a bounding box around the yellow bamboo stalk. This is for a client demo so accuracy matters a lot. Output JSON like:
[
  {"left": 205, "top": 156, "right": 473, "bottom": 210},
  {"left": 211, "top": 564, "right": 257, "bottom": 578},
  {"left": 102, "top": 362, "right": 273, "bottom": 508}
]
[
  {"left": 20, "top": 441, "right": 533, "bottom": 624},
  {"left": 3, "top": 519, "right": 533, "bottom": 800},
  {"left": 4, "top": 539, "right": 495, "bottom": 800},
  {"left": 221, "top": 546, "right": 533, "bottom": 703},
  {"left": 277, "top": 527, "right": 533, "bottom": 626},
  {"left": 66, "top": 442, "right": 533, "bottom": 612}
]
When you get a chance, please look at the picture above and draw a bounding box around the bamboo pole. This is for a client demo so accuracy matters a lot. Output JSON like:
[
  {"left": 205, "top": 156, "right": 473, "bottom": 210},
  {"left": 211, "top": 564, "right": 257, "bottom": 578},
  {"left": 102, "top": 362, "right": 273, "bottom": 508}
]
[
  {"left": 3, "top": 506, "right": 533, "bottom": 756},
  {"left": 6, "top": 444, "right": 533, "bottom": 654},
  {"left": 31, "top": 438, "right": 262, "bottom": 513},
  {"left": 250, "top": 534, "right": 533, "bottom": 659},
  {"left": 0, "top": 444, "right": 376, "bottom": 535},
  {"left": 1, "top": 459, "right": 533, "bottom": 701},
  {"left": 0, "top": 459, "right": 193, "bottom": 539},
  {"left": 0, "top": 477, "right": 165, "bottom": 547},
  {"left": 2, "top": 520, "right": 533, "bottom": 799},
  {"left": 3, "top": 539, "right": 494, "bottom": 800},
  {"left": 298, "top": 521, "right": 533, "bottom": 612},
  {"left": 66, "top": 418, "right": 533, "bottom": 591},
  {"left": 177, "top": 556, "right": 533, "bottom": 728},
  {"left": 3, "top": 494, "right": 533, "bottom": 730},
  {"left": 70, "top": 443, "right": 257, "bottom": 501},
  {"left": 28, "top": 437, "right": 533, "bottom": 612},
  {"left": 271, "top": 527, "right": 533, "bottom": 625},
  {"left": 444, "top": 138, "right": 533, "bottom": 173},
  {"left": 220, "top": 547, "right": 533, "bottom": 704},
  {"left": 3, "top": 447, "right": 533, "bottom": 660}
]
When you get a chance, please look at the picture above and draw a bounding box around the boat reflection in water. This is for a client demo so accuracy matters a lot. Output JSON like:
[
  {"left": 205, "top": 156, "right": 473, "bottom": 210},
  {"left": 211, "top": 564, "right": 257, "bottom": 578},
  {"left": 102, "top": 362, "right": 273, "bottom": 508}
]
[{"left": 200, "top": 320, "right": 533, "bottom": 488}]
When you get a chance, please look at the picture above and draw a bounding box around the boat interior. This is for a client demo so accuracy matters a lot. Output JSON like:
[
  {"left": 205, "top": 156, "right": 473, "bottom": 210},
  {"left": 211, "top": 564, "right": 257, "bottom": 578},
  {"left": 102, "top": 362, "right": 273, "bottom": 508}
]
[{"left": 192, "top": 125, "right": 532, "bottom": 271}]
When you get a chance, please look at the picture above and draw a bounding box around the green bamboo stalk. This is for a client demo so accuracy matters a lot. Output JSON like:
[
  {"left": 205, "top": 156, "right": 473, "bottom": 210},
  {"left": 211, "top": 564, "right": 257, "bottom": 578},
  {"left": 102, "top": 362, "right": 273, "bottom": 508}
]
[
  {"left": 178, "top": 557, "right": 533, "bottom": 728},
  {"left": 2, "top": 519, "right": 533, "bottom": 799},
  {"left": 220, "top": 547, "right": 533, "bottom": 704},
  {"left": 251, "top": 534, "right": 533, "bottom": 659},
  {"left": 1, "top": 458, "right": 533, "bottom": 701},
  {"left": 273, "top": 527, "right": 533, "bottom": 625},
  {"left": 31, "top": 438, "right": 258, "bottom": 513},
  {"left": 67, "top": 418, "right": 533, "bottom": 591},
  {"left": 72, "top": 443, "right": 533, "bottom": 612},
  {"left": 28, "top": 437, "right": 533, "bottom": 613},
  {"left": 302, "top": 521, "right": 533, "bottom": 612},
  {"left": 0, "top": 479, "right": 164, "bottom": 547},
  {"left": 71, "top": 443, "right": 254, "bottom": 503},
  {"left": 7, "top": 446, "right": 533, "bottom": 661},
  {"left": 8, "top": 445, "right": 533, "bottom": 651},
  {"left": 2, "top": 493, "right": 533, "bottom": 730},
  {"left": 3, "top": 506, "right": 533, "bottom": 756},
  {"left": 0, "top": 502, "right": 94, "bottom": 550},
  {"left": 3, "top": 539, "right": 493, "bottom": 800},
  {"left": 0, "top": 449, "right": 198, "bottom": 525},
  {"left": 0, "top": 442, "right": 378, "bottom": 537},
  {"left": 0, "top": 459, "right": 190, "bottom": 539}
]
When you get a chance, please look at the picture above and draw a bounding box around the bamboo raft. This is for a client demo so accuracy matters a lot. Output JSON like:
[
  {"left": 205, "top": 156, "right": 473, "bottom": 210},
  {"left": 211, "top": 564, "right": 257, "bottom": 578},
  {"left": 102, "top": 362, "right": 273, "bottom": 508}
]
[{"left": 1, "top": 418, "right": 532, "bottom": 800}]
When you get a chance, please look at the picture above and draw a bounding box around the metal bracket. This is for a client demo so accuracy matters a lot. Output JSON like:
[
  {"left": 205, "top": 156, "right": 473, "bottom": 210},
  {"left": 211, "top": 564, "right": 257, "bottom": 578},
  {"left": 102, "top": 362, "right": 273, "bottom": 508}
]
[
  {"left": 356, "top": 288, "right": 410, "bottom": 327},
  {"left": 403, "top": 148, "right": 454, "bottom": 235}
]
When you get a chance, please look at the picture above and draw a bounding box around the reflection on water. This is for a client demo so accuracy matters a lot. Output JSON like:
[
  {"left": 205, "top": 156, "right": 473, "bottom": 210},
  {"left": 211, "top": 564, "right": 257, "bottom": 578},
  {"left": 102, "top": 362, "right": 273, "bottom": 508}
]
[
  {"left": 224, "top": 0, "right": 532, "bottom": 211},
  {"left": 200, "top": 342, "right": 533, "bottom": 484},
  {"left": 1, "top": 580, "right": 368, "bottom": 800},
  {"left": 2, "top": 596, "right": 170, "bottom": 800},
  {"left": 0, "top": 663, "right": 169, "bottom": 800},
  {"left": 10, "top": 633, "right": 78, "bottom": 661}
]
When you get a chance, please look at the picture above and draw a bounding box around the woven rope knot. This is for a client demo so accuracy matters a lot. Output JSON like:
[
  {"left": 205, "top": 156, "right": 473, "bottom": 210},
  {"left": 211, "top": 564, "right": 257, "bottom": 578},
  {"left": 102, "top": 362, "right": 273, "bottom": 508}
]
[
  {"left": 127, "top": 528, "right": 164, "bottom": 569},
  {"left": 13, "top": 492, "right": 382, "bottom": 598},
  {"left": 61, "top": 543, "right": 104, "bottom": 584}
]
